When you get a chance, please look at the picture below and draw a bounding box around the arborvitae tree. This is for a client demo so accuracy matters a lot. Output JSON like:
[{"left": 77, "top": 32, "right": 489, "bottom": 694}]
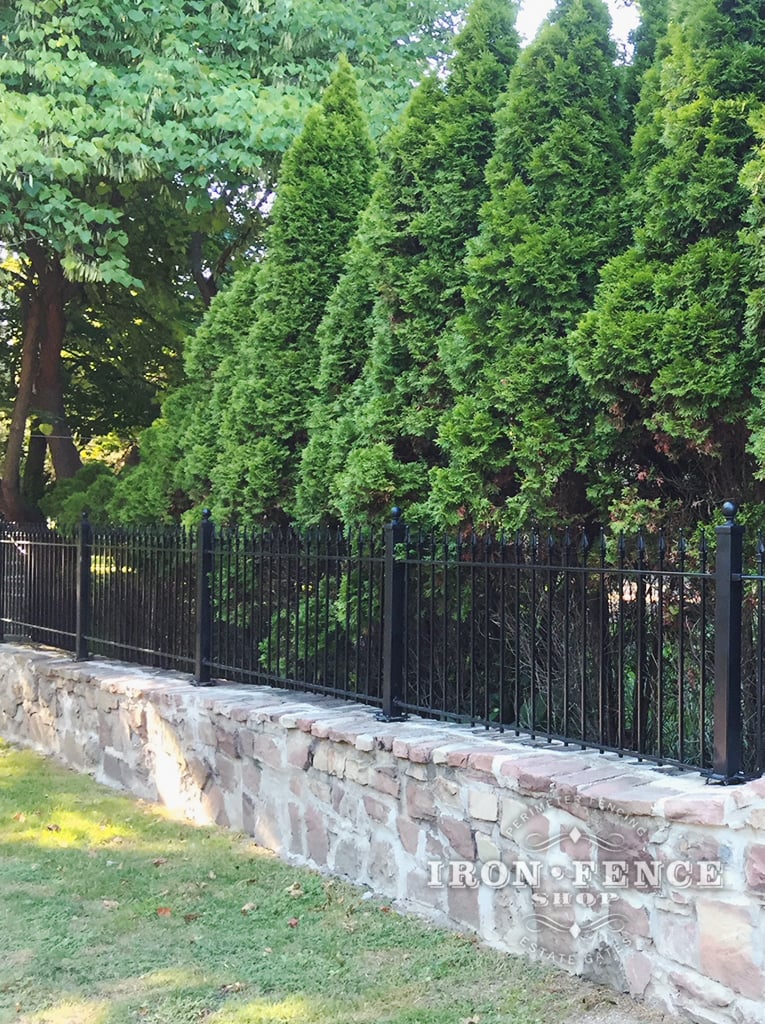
[
  {"left": 109, "top": 264, "right": 261, "bottom": 522},
  {"left": 430, "top": 0, "right": 630, "bottom": 528},
  {"left": 296, "top": 0, "right": 521, "bottom": 526},
  {"left": 198, "top": 56, "right": 377, "bottom": 524},
  {"left": 574, "top": 0, "right": 765, "bottom": 527}
]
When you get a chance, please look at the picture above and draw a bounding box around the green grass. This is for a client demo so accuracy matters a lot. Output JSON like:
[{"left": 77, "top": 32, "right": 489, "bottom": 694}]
[{"left": 0, "top": 740, "right": 625, "bottom": 1024}]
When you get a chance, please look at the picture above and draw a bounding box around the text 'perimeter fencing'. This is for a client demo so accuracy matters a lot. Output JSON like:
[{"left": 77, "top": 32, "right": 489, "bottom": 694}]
[{"left": 0, "top": 503, "right": 762, "bottom": 782}]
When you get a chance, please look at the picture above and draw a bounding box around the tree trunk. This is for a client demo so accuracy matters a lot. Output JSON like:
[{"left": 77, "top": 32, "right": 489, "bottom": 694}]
[
  {"left": 1, "top": 280, "right": 42, "bottom": 521},
  {"left": 189, "top": 231, "right": 219, "bottom": 307},
  {"left": 0, "top": 244, "right": 80, "bottom": 521},
  {"left": 22, "top": 422, "right": 48, "bottom": 510},
  {"left": 32, "top": 252, "right": 82, "bottom": 481}
]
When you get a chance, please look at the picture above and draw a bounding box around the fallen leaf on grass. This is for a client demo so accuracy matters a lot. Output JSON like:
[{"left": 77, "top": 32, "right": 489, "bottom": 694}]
[
  {"left": 241, "top": 903, "right": 257, "bottom": 915},
  {"left": 208, "top": 871, "right": 216, "bottom": 880},
  {"left": 221, "top": 982, "right": 246, "bottom": 994},
  {"left": 153, "top": 858, "right": 168, "bottom": 867},
  {"left": 287, "top": 917, "right": 299, "bottom": 928},
  {"left": 12, "top": 812, "right": 25, "bottom": 823},
  {"left": 286, "top": 882, "right": 304, "bottom": 898},
  {"left": 183, "top": 913, "right": 200, "bottom": 923},
  {"left": 101, "top": 900, "right": 120, "bottom": 910},
  {"left": 380, "top": 906, "right": 391, "bottom": 914},
  {"left": 156, "top": 906, "right": 172, "bottom": 917},
  {"left": 46, "top": 823, "right": 61, "bottom": 832}
]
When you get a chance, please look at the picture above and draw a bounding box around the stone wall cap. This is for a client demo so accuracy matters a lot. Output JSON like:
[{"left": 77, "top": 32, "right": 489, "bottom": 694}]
[{"left": 8, "top": 642, "right": 765, "bottom": 808}]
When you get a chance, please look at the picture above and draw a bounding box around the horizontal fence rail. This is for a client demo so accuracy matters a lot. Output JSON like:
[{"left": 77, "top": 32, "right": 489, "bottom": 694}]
[{"left": 0, "top": 502, "right": 761, "bottom": 779}]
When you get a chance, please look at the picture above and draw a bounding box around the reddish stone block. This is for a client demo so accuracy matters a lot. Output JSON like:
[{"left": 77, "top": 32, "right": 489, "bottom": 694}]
[
  {"left": 696, "top": 901, "right": 761, "bottom": 995},
  {"left": 447, "top": 883, "right": 481, "bottom": 932},
  {"left": 305, "top": 807, "right": 329, "bottom": 866},
  {"left": 406, "top": 783, "right": 437, "bottom": 822},
  {"left": 440, "top": 816, "right": 476, "bottom": 860},
  {"left": 732, "top": 778, "right": 765, "bottom": 806},
  {"left": 296, "top": 715, "right": 319, "bottom": 733},
  {"left": 624, "top": 952, "right": 653, "bottom": 997},
  {"left": 662, "top": 794, "right": 728, "bottom": 826},
  {"left": 334, "top": 837, "right": 362, "bottom": 877},
  {"left": 609, "top": 897, "right": 650, "bottom": 939},
  {"left": 251, "top": 734, "right": 283, "bottom": 770},
  {"left": 392, "top": 736, "right": 444, "bottom": 763},
  {"left": 745, "top": 844, "right": 765, "bottom": 892},
  {"left": 368, "top": 839, "right": 398, "bottom": 886},
  {"left": 577, "top": 778, "right": 680, "bottom": 816},
  {"left": 669, "top": 970, "right": 734, "bottom": 1009},
  {"left": 698, "top": 898, "right": 763, "bottom": 1000},
  {"left": 397, "top": 817, "right": 421, "bottom": 856},
  {"left": 446, "top": 749, "right": 474, "bottom": 769},
  {"left": 363, "top": 794, "right": 392, "bottom": 823},
  {"left": 370, "top": 767, "right": 400, "bottom": 798},
  {"left": 288, "top": 802, "right": 303, "bottom": 857},
  {"left": 468, "top": 751, "right": 498, "bottom": 776},
  {"left": 406, "top": 867, "right": 445, "bottom": 911},
  {"left": 214, "top": 752, "right": 239, "bottom": 793},
  {"left": 216, "top": 727, "right": 241, "bottom": 760},
  {"left": 286, "top": 735, "right": 315, "bottom": 771}
]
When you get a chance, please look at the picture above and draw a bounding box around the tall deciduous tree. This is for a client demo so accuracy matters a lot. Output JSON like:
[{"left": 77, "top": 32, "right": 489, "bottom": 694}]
[
  {"left": 296, "top": 0, "right": 521, "bottom": 526},
  {"left": 431, "top": 0, "right": 630, "bottom": 528},
  {"left": 574, "top": 0, "right": 765, "bottom": 525},
  {"left": 0, "top": 0, "right": 460, "bottom": 520}
]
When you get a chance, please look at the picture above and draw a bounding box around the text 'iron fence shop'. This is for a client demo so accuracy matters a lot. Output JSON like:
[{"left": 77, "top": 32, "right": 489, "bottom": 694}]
[{"left": 0, "top": 503, "right": 763, "bottom": 781}]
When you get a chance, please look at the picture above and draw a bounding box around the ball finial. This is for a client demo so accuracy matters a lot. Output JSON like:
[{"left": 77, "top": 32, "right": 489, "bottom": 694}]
[
  {"left": 722, "top": 501, "right": 738, "bottom": 523},
  {"left": 202, "top": 508, "right": 212, "bottom": 521},
  {"left": 391, "top": 506, "right": 402, "bottom": 524}
]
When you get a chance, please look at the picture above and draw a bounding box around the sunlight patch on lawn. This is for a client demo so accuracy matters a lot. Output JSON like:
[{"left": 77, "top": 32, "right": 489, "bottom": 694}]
[
  {"left": 211, "top": 995, "right": 312, "bottom": 1023},
  {"left": 19, "top": 997, "right": 108, "bottom": 1024},
  {"left": 4, "top": 809, "right": 138, "bottom": 849}
]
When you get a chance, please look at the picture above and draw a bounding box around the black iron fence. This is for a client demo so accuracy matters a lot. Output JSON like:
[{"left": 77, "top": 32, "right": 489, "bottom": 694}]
[{"left": 0, "top": 503, "right": 762, "bottom": 780}]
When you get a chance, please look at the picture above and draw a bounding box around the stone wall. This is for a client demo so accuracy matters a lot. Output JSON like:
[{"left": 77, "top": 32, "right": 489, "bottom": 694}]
[{"left": 1, "top": 645, "right": 764, "bottom": 1024}]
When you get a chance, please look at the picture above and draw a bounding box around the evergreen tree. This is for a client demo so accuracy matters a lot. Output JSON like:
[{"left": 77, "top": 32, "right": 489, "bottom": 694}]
[
  {"left": 574, "top": 0, "right": 765, "bottom": 526},
  {"left": 201, "top": 56, "right": 377, "bottom": 524},
  {"left": 109, "top": 264, "right": 261, "bottom": 522},
  {"left": 296, "top": 0, "right": 521, "bottom": 526},
  {"left": 431, "top": 0, "right": 630, "bottom": 527}
]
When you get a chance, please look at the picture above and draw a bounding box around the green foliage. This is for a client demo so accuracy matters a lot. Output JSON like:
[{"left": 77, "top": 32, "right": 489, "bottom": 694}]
[
  {"left": 205, "top": 57, "right": 377, "bottom": 524},
  {"left": 574, "top": 0, "right": 765, "bottom": 526},
  {"left": 430, "top": 0, "right": 630, "bottom": 529},
  {"left": 296, "top": 0, "right": 521, "bottom": 527},
  {"left": 39, "top": 461, "right": 117, "bottom": 529},
  {"left": 0, "top": 0, "right": 460, "bottom": 283},
  {"left": 0, "top": 0, "right": 463, "bottom": 518},
  {"left": 112, "top": 262, "right": 263, "bottom": 524}
]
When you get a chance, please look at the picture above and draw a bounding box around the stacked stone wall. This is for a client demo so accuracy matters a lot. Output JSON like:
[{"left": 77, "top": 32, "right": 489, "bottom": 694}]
[{"left": 1, "top": 646, "right": 764, "bottom": 1024}]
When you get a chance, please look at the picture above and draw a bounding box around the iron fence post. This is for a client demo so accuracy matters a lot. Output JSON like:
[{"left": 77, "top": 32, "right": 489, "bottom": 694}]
[
  {"left": 194, "top": 509, "right": 214, "bottom": 685},
  {"left": 378, "top": 506, "right": 407, "bottom": 722},
  {"left": 75, "top": 511, "right": 92, "bottom": 661},
  {"left": 0, "top": 516, "right": 6, "bottom": 644},
  {"left": 712, "top": 501, "right": 744, "bottom": 782}
]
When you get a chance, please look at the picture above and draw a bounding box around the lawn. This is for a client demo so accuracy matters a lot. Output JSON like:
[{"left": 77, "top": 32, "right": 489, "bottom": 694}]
[{"left": 0, "top": 740, "right": 640, "bottom": 1024}]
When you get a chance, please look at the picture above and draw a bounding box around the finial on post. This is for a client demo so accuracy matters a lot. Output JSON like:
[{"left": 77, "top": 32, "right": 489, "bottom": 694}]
[
  {"left": 722, "top": 501, "right": 738, "bottom": 524},
  {"left": 391, "top": 506, "right": 402, "bottom": 526},
  {"left": 202, "top": 508, "right": 212, "bottom": 522}
]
